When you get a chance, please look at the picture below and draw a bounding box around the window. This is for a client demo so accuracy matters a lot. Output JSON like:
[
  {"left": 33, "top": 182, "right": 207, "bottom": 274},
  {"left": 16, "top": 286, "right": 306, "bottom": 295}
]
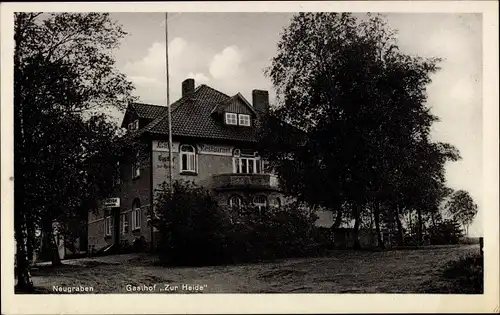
[
  {"left": 104, "top": 215, "right": 112, "bottom": 236},
  {"left": 225, "top": 112, "right": 238, "bottom": 125},
  {"left": 128, "top": 120, "right": 139, "bottom": 131},
  {"left": 229, "top": 196, "right": 242, "bottom": 209},
  {"left": 233, "top": 150, "right": 263, "bottom": 174},
  {"left": 269, "top": 197, "right": 281, "bottom": 209},
  {"left": 253, "top": 195, "right": 267, "bottom": 214},
  {"left": 238, "top": 114, "right": 251, "bottom": 126},
  {"left": 121, "top": 213, "right": 129, "bottom": 234},
  {"left": 132, "top": 208, "right": 141, "bottom": 231},
  {"left": 132, "top": 152, "right": 140, "bottom": 179},
  {"left": 131, "top": 199, "right": 141, "bottom": 231},
  {"left": 180, "top": 145, "right": 197, "bottom": 173}
]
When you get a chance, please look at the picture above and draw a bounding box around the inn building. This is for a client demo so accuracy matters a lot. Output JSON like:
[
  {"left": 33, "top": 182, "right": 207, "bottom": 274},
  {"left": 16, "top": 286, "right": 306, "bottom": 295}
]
[{"left": 87, "top": 78, "right": 318, "bottom": 252}]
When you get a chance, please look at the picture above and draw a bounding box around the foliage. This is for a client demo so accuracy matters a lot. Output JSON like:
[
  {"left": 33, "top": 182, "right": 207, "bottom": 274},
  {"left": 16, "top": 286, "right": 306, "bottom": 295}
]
[
  {"left": 14, "top": 12, "right": 134, "bottom": 290},
  {"left": 154, "top": 181, "right": 321, "bottom": 266},
  {"left": 427, "top": 219, "right": 464, "bottom": 245},
  {"left": 259, "top": 12, "right": 463, "bottom": 248},
  {"left": 154, "top": 180, "right": 230, "bottom": 265},
  {"left": 15, "top": 13, "right": 133, "bottom": 113},
  {"left": 227, "top": 201, "right": 321, "bottom": 261},
  {"left": 446, "top": 190, "right": 478, "bottom": 235},
  {"left": 132, "top": 236, "right": 148, "bottom": 252},
  {"left": 441, "top": 254, "right": 483, "bottom": 293},
  {"left": 420, "top": 253, "right": 483, "bottom": 294}
]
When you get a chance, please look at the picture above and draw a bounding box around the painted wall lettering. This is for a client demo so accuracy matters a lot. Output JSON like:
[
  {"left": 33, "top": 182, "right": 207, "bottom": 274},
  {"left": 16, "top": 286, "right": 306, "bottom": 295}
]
[
  {"left": 153, "top": 140, "right": 179, "bottom": 152},
  {"left": 156, "top": 154, "right": 175, "bottom": 169},
  {"left": 197, "top": 144, "right": 233, "bottom": 156}
]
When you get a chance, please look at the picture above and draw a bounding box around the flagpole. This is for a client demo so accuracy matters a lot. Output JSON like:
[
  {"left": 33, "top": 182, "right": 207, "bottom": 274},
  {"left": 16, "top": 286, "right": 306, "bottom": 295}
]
[{"left": 165, "top": 12, "right": 174, "bottom": 191}]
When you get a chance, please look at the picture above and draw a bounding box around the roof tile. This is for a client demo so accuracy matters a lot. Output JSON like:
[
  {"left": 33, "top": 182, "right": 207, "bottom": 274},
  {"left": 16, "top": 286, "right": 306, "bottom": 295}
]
[
  {"left": 140, "top": 84, "right": 265, "bottom": 143},
  {"left": 131, "top": 102, "right": 168, "bottom": 120}
]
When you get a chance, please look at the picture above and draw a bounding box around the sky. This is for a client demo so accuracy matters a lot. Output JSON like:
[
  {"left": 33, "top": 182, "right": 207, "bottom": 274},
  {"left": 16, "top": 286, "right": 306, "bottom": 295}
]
[{"left": 109, "top": 12, "right": 483, "bottom": 236}]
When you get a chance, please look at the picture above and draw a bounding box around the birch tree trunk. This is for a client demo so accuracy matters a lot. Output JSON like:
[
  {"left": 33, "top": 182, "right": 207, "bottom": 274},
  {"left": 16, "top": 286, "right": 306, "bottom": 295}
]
[
  {"left": 373, "top": 202, "right": 384, "bottom": 249},
  {"left": 352, "top": 203, "right": 362, "bottom": 249}
]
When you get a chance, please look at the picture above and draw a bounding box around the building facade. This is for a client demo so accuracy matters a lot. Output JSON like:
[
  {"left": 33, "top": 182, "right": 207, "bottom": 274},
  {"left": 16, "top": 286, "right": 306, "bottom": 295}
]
[{"left": 87, "top": 79, "right": 294, "bottom": 252}]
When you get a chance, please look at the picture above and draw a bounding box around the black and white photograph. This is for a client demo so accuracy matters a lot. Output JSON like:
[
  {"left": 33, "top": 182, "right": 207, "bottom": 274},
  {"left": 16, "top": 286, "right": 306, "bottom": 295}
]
[{"left": 1, "top": 1, "right": 498, "bottom": 314}]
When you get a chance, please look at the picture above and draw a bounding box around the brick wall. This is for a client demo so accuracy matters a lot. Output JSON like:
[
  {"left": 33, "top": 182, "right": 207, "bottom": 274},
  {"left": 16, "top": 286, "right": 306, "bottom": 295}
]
[
  {"left": 151, "top": 140, "right": 235, "bottom": 200},
  {"left": 89, "top": 137, "right": 296, "bottom": 251},
  {"left": 119, "top": 204, "right": 152, "bottom": 247},
  {"left": 88, "top": 144, "right": 153, "bottom": 250},
  {"left": 151, "top": 140, "right": 288, "bottom": 207}
]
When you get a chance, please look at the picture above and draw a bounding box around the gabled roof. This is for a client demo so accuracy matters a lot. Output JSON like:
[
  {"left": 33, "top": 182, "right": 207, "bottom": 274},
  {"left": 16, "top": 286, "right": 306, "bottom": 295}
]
[
  {"left": 210, "top": 93, "right": 257, "bottom": 116},
  {"left": 120, "top": 102, "right": 168, "bottom": 128},
  {"left": 131, "top": 102, "right": 168, "bottom": 120},
  {"left": 139, "top": 84, "right": 265, "bottom": 143}
]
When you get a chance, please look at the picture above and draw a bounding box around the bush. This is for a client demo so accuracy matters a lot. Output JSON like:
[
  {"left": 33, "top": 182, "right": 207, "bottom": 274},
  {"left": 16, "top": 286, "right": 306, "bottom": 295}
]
[
  {"left": 154, "top": 180, "right": 322, "bottom": 266},
  {"left": 419, "top": 253, "right": 483, "bottom": 293},
  {"left": 226, "top": 203, "right": 321, "bottom": 262},
  {"left": 154, "top": 181, "right": 232, "bottom": 265},
  {"left": 119, "top": 240, "right": 133, "bottom": 253},
  {"left": 132, "top": 236, "right": 147, "bottom": 252},
  {"left": 441, "top": 254, "right": 483, "bottom": 293},
  {"left": 428, "top": 219, "right": 464, "bottom": 245}
]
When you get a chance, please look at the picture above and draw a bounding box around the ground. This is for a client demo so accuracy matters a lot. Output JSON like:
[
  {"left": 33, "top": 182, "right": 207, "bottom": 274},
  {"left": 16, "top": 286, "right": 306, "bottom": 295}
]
[{"left": 27, "top": 244, "right": 479, "bottom": 293}]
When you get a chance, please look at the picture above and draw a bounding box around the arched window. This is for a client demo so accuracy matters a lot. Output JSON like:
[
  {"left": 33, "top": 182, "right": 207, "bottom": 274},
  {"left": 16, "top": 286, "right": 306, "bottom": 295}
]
[
  {"left": 131, "top": 198, "right": 141, "bottom": 231},
  {"left": 180, "top": 144, "right": 197, "bottom": 173},
  {"left": 269, "top": 197, "right": 281, "bottom": 209},
  {"left": 253, "top": 195, "right": 267, "bottom": 214},
  {"left": 229, "top": 195, "right": 242, "bottom": 209}
]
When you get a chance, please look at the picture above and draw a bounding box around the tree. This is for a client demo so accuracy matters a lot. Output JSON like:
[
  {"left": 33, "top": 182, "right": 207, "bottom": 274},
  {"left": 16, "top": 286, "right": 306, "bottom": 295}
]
[
  {"left": 14, "top": 12, "right": 134, "bottom": 291},
  {"left": 428, "top": 218, "right": 464, "bottom": 245},
  {"left": 446, "top": 190, "right": 478, "bottom": 236},
  {"left": 260, "top": 13, "right": 457, "bottom": 249}
]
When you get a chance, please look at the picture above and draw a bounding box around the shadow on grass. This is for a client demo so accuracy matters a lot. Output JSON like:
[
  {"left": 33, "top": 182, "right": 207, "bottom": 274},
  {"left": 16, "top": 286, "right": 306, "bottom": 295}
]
[
  {"left": 31, "top": 261, "right": 118, "bottom": 276},
  {"left": 15, "top": 286, "right": 53, "bottom": 294}
]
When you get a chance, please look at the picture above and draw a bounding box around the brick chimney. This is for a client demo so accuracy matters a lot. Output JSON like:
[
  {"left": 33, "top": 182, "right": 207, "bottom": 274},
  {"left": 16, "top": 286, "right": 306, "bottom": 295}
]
[
  {"left": 182, "top": 78, "right": 195, "bottom": 97},
  {"left": 252, "top": 90, "right": 269, "bottom": 114}
]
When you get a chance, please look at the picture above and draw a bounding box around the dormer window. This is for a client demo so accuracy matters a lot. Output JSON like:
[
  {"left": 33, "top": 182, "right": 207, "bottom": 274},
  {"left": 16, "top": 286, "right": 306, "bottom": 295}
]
[
  {"left": 225, "top": 113, "right": 238, "bottom": 125},
  {"left": 238, "top": 114, "right": 251, "bottom": 126},
  {"left": 128, "top": 119, "right": 139, "bottom": 131}
]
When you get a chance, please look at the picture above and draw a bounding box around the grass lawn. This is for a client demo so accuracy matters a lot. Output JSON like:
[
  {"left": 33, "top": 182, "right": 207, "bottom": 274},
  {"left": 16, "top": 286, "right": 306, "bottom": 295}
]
[{"left": 26, "top": 244, "right": 480, "bottom": 294}]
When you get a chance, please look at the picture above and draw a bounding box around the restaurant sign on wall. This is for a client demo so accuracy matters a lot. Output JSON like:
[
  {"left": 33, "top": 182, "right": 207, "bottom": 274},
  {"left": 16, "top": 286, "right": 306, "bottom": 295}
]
[{"left": 196, "top": 144, "right": 233, "bottom": 156}]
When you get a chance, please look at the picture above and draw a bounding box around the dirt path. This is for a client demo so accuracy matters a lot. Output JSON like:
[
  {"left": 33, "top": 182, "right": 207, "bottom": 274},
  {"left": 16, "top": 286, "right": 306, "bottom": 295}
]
[{"left": 30, "top": 245, "right": 479, "bottom": 293}]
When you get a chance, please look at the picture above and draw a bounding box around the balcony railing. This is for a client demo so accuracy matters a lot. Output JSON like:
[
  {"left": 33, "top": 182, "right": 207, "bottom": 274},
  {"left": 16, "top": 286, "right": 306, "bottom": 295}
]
[{"left": 211, "top": 173, "right": 280, "bottom": 191}]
